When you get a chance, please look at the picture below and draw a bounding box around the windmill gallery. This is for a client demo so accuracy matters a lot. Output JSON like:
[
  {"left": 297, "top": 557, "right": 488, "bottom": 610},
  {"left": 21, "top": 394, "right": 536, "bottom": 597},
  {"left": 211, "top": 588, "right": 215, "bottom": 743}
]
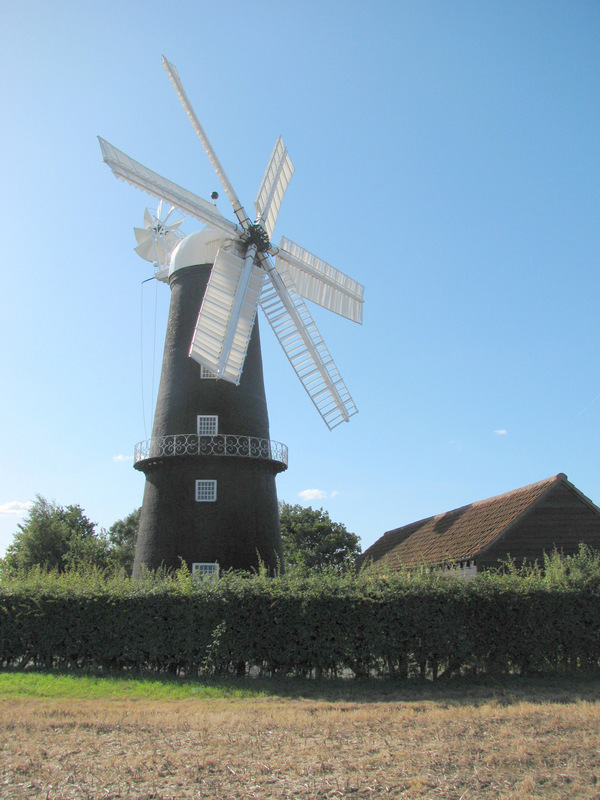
[{"left": 99, "top": 57, "right": 364, "bottom": 577}]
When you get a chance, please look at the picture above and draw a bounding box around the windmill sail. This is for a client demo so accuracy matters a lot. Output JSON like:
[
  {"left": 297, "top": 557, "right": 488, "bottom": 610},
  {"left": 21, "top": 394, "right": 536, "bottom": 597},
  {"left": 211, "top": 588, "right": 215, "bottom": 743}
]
[
  {"left": 98, "top": 138, "right": 238, "bottom": 237},
  {"left": 161, "top": 56, "right": 250, "bottom": 231},
  {"left": 189, "top": 248, "right": 264, "bottom": 384},
  {"left": 100, "top": 56, "right": 363, "bottom": 430},
  {"left": 259, "top": 260, "right": 358, "bottom": 430},
  {"left": 254, "top": 137, "right": 294, "bottom": 240},
  {"left": 275, "top": 238, "right": 364, "bottom": 324}
]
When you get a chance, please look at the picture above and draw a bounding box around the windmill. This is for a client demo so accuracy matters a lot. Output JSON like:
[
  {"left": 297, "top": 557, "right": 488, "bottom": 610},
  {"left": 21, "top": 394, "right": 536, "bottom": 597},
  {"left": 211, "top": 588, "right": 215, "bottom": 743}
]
[{"left": 99, "top": 56, "right": 364, "bottom": 575}]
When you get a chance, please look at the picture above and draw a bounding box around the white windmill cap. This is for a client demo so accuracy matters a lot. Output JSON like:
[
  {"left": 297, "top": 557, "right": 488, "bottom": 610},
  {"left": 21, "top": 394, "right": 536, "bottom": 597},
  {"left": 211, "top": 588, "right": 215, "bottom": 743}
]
[{"left": 169, "top": 227, "right": 240, "bottom": 278}]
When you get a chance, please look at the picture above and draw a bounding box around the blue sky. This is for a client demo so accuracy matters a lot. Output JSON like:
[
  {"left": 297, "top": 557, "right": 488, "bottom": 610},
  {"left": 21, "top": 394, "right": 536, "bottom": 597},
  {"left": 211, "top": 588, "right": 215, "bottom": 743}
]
[{"left": 1, "top": 1, "right": 599, "bottom": 556}]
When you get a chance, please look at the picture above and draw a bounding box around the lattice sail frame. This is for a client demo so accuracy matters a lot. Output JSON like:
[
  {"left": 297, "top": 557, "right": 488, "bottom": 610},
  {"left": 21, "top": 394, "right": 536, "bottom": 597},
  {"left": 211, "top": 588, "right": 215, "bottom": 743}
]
[
  {"left": 99, "top": 56, "right": 364, "bottom": 430},
  {"left": 259, "top": 262, "right": 358, "bottom": 429}
]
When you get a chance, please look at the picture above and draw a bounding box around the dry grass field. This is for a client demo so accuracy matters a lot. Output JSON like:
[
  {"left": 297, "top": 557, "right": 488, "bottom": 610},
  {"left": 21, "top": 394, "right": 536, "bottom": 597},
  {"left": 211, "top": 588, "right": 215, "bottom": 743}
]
[{"left": 2, "top": 677, "right": 600, "bottom": 799}]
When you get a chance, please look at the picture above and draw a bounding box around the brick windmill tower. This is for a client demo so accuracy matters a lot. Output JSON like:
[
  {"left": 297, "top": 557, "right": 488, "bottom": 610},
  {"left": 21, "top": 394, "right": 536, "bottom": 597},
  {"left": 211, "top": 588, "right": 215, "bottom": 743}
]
[{"left": 99, "top": 57, "right": 364, "bottom": 576}]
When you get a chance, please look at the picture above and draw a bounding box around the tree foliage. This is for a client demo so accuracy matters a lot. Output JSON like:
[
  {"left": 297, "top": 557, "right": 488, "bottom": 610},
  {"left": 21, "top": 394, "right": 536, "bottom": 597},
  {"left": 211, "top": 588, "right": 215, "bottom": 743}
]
[
  {"left": 279, "top": 502, "right": 361, "bottom": 573},
  {"left": 2, "top": 496, "right": 361, "bottom": 577},
  {"left": 1, "top": 497, "right": 141, "bottom": 576},
  {"left": 2, "top": 495, "right": 107, "bottom": 573},
  {"left": 106, "top": 507, "right": 140, "bottom": 574}
]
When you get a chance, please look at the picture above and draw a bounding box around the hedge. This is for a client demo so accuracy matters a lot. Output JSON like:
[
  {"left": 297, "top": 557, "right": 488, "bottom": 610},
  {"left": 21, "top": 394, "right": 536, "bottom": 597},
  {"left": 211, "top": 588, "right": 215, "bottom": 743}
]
[{"left": 1, "top": 550, "right": 600, "bottom": 679}]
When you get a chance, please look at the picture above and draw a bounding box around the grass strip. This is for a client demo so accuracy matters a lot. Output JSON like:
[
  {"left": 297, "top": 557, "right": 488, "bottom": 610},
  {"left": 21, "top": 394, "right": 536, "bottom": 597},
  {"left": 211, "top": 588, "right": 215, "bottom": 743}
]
[
  {"left": 3, "top": 669, "right": 600, "bottom": 705},
  {"left": 0, "top": 671, "right": 267, "bottom": 701}
]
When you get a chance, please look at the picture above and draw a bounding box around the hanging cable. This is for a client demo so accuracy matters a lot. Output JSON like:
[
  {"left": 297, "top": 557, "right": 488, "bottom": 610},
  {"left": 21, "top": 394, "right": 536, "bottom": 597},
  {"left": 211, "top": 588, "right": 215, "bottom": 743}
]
[
  {"left": 140, "top": 276, "right": 155, "bottom": 440},
  {"left": 152, "top": 276, "right": 159, "bottom": 422}
]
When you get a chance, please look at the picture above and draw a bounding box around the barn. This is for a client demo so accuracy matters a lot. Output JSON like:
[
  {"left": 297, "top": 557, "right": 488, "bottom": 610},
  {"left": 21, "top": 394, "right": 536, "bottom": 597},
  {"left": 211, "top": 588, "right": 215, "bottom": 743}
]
[{"left": 360, "top": 474, "right": 600, "bottom": 577}]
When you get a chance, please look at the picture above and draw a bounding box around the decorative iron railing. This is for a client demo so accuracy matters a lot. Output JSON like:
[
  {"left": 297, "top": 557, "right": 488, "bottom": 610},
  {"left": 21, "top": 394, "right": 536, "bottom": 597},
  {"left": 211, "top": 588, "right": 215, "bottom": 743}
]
[{"left": 134, "top": 434, "right": 288, "bottom": 468}]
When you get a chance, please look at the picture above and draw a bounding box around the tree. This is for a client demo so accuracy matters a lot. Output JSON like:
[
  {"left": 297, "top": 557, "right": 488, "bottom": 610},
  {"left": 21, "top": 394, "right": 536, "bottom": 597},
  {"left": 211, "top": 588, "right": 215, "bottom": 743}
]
[
  {"left": 106, "top": 507, "right": 140, "bottom": 574},
  {"left": 278, "top": 502, "right": 361, "bottom": 573},
  {"left": 2, "top": 495, "right": 109, "bottom": 573},
  {"left": 1, "top": 498, "right": 143, "bottom": 576}
]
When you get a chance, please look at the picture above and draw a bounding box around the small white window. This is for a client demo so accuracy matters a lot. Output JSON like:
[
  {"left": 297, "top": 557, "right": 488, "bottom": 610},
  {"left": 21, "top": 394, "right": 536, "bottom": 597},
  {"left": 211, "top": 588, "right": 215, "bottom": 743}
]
[
  {"left": 192, "top": 562, "right": 220, "bottom": 582},
  {"left": 201, "top": 365, "right": 217, "bottom": 379},
  {"left": 195, "top": 479, "right": 217, "bottom": 502},
  {"left": 197, "top": 415, "right": 218, "bottom": 436}
]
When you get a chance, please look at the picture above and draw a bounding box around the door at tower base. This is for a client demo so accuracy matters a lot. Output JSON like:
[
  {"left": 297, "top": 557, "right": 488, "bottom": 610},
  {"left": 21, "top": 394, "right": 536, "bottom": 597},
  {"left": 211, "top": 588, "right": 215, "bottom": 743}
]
[{"left": 133, "top": 455, "right": 283, "bottom": 575}]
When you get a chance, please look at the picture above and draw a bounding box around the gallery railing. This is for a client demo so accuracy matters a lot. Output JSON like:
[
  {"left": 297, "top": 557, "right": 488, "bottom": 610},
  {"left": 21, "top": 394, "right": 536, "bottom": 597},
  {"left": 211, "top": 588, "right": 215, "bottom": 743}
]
[{"left": 134, "top": 434, "right": 288, "bottom": 469}]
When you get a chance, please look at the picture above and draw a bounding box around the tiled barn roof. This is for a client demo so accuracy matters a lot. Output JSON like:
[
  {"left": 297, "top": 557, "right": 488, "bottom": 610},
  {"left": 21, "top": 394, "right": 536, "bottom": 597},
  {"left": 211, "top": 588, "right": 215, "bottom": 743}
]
[{"left": 361, "top": 474, "right": 569, "bottom": 569}]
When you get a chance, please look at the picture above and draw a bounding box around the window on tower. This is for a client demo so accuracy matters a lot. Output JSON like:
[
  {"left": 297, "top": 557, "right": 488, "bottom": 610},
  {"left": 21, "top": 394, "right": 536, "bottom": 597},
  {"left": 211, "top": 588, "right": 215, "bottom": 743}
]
[
  {"left": 197, "top": 415, "right": 218, "bottom": 436},
  {"left": 195, "top": 479, "right": 217, "bottom": 502},
  {"left": 200, "top": 365, "right": 217, "bottom": 379},
  {"left": 192, "top": 562, "right": 220, "bottom": 582}
]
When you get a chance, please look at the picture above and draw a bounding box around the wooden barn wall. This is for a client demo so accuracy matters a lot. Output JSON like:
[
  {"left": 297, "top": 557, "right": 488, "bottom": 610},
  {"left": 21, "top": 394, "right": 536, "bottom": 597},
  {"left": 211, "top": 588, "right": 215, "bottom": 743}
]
[{"left": 479, "top": 483, "right": 600, "bottom": 569}]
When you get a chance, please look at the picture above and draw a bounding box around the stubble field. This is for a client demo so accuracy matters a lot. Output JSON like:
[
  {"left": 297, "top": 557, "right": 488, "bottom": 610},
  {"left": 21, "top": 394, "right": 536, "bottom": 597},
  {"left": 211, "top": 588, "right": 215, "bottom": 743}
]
[{"left": 1, "top": 676, "right": 600, "bottom": 799}]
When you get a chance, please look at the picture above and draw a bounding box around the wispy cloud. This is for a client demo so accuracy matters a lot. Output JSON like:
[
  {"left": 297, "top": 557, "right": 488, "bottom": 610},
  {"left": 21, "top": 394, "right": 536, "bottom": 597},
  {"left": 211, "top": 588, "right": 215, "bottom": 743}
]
[
  {"left": 113, "top": 454, "right": 134, "bottom": 463},
  {"left": 0, "top": 501, "right": 33, "bottom": 516},
  {"left": 494, "top": 429, "right": 508, "bottom": 436},
  {"left": 299, "top": 489, "right": 327, "bottom": 501}
]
